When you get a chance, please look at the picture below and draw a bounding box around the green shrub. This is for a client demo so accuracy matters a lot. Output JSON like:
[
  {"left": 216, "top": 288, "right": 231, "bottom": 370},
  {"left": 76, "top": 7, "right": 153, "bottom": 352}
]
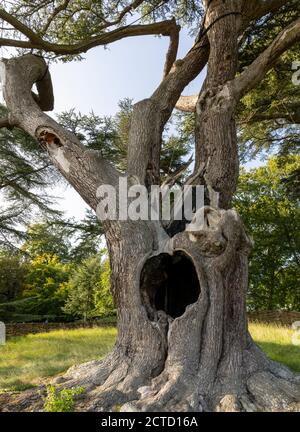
[{"left": 44, "top": 385, "right": 84, "bottom": 412}]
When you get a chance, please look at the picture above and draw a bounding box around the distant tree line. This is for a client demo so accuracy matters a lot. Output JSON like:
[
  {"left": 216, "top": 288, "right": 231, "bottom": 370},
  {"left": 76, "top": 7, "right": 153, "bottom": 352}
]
[{"left": 0, "top": 222, "right": 115, "bottom": 322}]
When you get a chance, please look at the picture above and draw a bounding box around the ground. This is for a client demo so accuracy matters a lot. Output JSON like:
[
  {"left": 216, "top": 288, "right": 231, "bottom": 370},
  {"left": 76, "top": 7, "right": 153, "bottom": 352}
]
[{"left": 0, "top": 323, "right": 299, "bottom": 394}]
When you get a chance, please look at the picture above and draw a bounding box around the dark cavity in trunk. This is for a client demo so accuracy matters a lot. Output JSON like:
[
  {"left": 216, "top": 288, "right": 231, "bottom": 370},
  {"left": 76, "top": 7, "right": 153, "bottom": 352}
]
[{"left": 141, "top": 251, "right": 200, "bottom": 319}]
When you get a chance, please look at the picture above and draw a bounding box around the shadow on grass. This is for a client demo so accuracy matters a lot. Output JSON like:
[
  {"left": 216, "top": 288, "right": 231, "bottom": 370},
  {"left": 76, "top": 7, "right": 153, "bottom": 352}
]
[{"left": 255, "top": 341, "right": 300, "bottom": 372}]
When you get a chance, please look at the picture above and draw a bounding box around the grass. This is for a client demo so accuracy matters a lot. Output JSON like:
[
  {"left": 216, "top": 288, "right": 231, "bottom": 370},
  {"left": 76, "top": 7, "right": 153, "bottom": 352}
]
[
  {"left": 249, "top": 322, "right": 300, "bottom": 373},
  {"left": 0, "top": 322, "right": 299, "bottom": 392},
  {"left": 0, "top": 327, "right": 117, "bottom": 392}
]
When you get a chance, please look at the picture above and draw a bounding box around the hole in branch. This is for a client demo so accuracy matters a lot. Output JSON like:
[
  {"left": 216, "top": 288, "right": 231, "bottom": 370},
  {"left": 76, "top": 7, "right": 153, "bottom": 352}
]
[{"left": 140, "top": 252, "right": 200, "bottom": 320}]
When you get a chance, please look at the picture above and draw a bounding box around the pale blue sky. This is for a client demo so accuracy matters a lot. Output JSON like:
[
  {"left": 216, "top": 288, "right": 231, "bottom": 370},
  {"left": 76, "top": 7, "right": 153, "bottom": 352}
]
[{"left": 51, "top": 28, "right": 203, "bottom": 116}]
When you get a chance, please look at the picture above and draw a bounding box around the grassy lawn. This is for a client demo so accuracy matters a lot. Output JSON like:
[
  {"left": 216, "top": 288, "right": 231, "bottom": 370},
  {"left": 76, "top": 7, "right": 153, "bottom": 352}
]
[
  {"left": 0, "top": 323, "right": 299, "bottom": 392},
  {"left": 249, "top": 322, "right": 300, "bottom": 373},
  {"left": 0, "top": 327, "right": 117, "bottom": 392}
]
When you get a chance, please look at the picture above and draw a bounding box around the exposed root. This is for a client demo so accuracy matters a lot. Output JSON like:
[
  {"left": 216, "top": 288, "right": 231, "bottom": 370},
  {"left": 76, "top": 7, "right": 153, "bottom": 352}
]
[
  {"left": 1, "top": 208, "right": 299, "bottom": 413},
  {"left": 1, "top": 336, "right": 299, "bottom": 413}
]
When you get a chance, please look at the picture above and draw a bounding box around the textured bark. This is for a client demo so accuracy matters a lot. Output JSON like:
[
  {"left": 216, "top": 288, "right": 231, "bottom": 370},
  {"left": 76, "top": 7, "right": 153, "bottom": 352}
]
[
  {"left": 0, "top": 1, "right": 300, "bottom": 413},
  {"left": 1, "top": 207, "right": 299, "bottom": 413},
  {"left": 194, "top": 0, "right": 241, "bottom": 209}
]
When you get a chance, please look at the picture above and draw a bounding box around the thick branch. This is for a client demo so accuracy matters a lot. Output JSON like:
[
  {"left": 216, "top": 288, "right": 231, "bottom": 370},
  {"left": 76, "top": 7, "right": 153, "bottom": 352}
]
[
  {"left": 239, "top": 103, "right": 300, "bottom": 124},
  {"left": 163, "top": 19, "right": 180, "bottom": 78},
  {"left": 172, "top": 0, "right": 292, "bottom": 117},
  {"left": 0, "top": 10, "right": 179, "bottom": 56},
  {"left": 241, "top": 0, "right": 291, "bottom": 26},
  {"left": 127, "top": 35, "right": 209, "bottom": 184},
  {"left": 232, "top": 17, "right": 300, "bottom": 98},
  {"left": 31, "top": 59, "right": 54, "bottom": 111},
  {"left": 175, "top": 95, "right": 198, "bottom": 112}
]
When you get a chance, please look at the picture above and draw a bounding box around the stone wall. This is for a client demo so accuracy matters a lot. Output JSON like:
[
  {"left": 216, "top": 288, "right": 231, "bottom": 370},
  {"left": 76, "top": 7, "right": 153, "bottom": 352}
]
[
  {"left": 5, "top": 320, "right": 116, "bottom": 338},
  {"left": 248, "top": 310, "right": 300, "bottom": 326}
]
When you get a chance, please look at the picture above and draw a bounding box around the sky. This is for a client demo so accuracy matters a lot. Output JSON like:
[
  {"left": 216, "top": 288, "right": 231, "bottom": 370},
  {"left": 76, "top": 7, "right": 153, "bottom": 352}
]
[{"left": 43, "top": 28, "right": 206, "bottom": 221}]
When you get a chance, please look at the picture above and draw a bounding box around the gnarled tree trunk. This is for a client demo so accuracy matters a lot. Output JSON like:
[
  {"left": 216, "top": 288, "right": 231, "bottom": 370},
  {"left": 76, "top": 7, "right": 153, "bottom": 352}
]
[{"left": 0, "top": 0, "right": 300, "bottom": 413}]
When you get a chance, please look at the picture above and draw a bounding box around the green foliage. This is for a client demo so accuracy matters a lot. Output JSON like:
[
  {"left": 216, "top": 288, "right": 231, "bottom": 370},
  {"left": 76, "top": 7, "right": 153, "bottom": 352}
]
[
  {"left": 68, "top": 211, "right": 104, "bottom": 263},
  {"left": 44, "top": 385, "right": 84, "bottom": 412},
  {"left": 6, "top": 1, "right": 203, "bottom": 62},
  {"left": 237, "top": 48, "right": 300, "bottom": 162},
  {"left": 22, "top": 254, "right": 70, "bottom": 316},
  {"left": 58, "top": 100, "right": 192, "bottom": 180},
  {"left": 0, "top": 253, "right": 26, "bottom": 303},
  {"left": 21, "top": 223, "right": 72, "bottom": 261},
  {"left": 0, "top": 105, "right": 60, "bottom": 248},
  {"left": 237, "top": 1, "right": 300, "bottom": 161},
  {"left": 0, "top": 220, "right": 113, "bottom": 321},
  {"left": 94, "top": 258, "right": 115, "bottom": 316},
  {"left": 234, "top": 155, "right": 300, "bottom": 311},
  {"left": 63, "top": 253, "right": 115, "bottom": 321}
]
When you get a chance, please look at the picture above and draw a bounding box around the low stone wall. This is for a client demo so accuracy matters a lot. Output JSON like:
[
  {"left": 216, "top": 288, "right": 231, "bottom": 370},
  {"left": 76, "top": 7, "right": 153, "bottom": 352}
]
[
  {"left": 5, "top": 320, "right": 116, "bottom": 338},
  {"left": 3, "top": 311, "right": 300, "bottom": 338},
  {"left": 248, "top": 310, "right": 300, "bottom": 326}
]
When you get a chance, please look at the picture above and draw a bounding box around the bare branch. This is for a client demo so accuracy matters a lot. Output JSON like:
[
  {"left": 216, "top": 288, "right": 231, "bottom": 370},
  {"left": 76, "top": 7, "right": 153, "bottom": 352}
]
[
  {"left": 175, "top": 95, "right": 198, "bottom": 112},
  {"left": 97, "top": 0, "right": 145, "bottom": 31},
  {"left": 40, "top": 0, "right": 71, "bottom": 35},
  {"left": 232, "top": 17, "right": 300, "bottom": 99},
  {"left": 162, "top": 18, "right": 180, "bottom": 78}
]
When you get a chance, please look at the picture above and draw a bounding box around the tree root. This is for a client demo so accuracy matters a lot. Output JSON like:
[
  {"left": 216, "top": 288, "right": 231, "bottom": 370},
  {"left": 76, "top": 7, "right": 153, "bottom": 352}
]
[{"left": 1, "top": 345, "right": 299, "bottom": 413}]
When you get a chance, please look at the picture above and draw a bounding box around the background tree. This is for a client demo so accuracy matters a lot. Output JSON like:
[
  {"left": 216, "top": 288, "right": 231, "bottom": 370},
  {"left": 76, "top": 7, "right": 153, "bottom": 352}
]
[
  {"left": 0, "top": 252, "right": 26, "bottom": 302},
  {"left": 0, "top": 0, "right": 299, "bottom": 412},
  {"left": 21, "top": 253, "right": 70, "bottom": 317},
  {"left": 0, "top": 105, "right": 60, "bottom": 248},
  {"left": 63, "top": 253, "right": 115, "bottom": 321},
  {"left": 235, "top": 156, "right": 300, "bottom": 311},
  {"left": 21, "top": 222, "right": 72, "bottom": 261}
]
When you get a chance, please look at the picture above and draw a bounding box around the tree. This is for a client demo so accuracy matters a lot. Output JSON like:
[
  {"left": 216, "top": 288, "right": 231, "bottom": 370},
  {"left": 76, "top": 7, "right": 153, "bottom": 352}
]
[
  {"left": 235, "top": 156, "right": 300, "bottom": 311},
  {"left": 0, "top": 0, "right": 299, "bottom": 412},
  {"left": 0, "top": 252, "right": 26, "bottom": 302},
  {"left": 22, "top": 253, "right": 70, "bottom": 317},
  {"left": 63, "top": 253, "right": 115, "bottom": 321},
  {"left": 21, "top": 222, "right": 72, "bottom": 261}
]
